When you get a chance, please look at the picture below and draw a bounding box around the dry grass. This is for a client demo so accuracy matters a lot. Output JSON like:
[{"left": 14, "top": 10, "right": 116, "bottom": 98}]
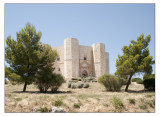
[{"left": 5, "top": 81, "right": 155, "bottom": 113}]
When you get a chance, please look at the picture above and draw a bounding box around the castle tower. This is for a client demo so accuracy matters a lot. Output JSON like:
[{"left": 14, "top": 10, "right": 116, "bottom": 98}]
[
  {"left": 92, "top": 43, "right": 106, "bottom": 77},
  {"left": 64, "top": 38, "right": 79, "bottom": 78},
  {"left": 105, "top": 52, "right": 109, "bottom": 74}
]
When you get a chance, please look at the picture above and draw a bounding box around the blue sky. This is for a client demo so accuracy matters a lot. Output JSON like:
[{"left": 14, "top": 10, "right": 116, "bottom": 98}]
[{"left": 5, "top": 4, "right": 155, "bottom": 77}]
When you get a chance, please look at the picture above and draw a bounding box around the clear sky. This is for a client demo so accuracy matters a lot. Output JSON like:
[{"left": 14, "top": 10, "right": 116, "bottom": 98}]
[{"left": 5, "top": 4, "right": 155, "bottom": 77}]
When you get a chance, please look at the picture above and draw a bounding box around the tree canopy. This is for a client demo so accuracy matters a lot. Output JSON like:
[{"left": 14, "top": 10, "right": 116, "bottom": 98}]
[
  {"left": 115, "top": 34, "right": 154, "bottom": 91},
  {"left": 5, "top": 23, "right": 58, "bottom": 92}
]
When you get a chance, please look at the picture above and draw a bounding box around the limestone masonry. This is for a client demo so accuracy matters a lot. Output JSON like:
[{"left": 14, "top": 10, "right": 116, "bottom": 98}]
[{"left": 52, "top": 38, "right": 109, "bottom": 78}]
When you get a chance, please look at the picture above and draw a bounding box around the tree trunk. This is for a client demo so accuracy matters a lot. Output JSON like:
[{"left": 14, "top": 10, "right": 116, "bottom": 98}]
[
  {"left": 125, "top": 75, "right": 132, "bottom": 91},
  {"left": 23, "top": 81, "right": 27, "bottom": 92}
]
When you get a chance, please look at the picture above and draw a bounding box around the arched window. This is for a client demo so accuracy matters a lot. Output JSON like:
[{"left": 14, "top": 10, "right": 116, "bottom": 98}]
[
  {"left": 84, "top": 57, "right": 87, "bottom": 60},
  {"left": 58, "top": 68, "right": 60, "bottom": 71}
]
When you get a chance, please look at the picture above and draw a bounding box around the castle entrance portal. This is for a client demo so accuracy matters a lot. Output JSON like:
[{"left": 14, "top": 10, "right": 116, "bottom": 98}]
[{"left": 82, "top": 70, "right": 88, "bottom": 77}]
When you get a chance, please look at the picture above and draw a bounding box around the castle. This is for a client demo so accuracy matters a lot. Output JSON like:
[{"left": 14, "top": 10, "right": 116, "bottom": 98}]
[{"left": 53, "top": 38, "right": 109, "bottom": 78}]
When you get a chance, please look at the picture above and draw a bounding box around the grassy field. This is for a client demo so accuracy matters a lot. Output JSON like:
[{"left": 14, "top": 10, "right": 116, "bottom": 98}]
[{"left": 5, "top": 81, "right": 155, "bottom": 113}]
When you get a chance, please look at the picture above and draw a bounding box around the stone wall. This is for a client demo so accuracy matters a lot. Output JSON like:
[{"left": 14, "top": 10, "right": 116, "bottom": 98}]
[
  {"left": 52, "top": 38, "right": 109, "bottom": 79},
  {"left": 52, "top": 46, "right": 64, "bottom": 76},
  {"left": 92, "top": 43, "right": 105, "bottom": 77},
  {"left": 105, "top": 52, "right": 109, "bottom": 74},
  {"left": 64, "top": 38, "right": 79, "bottom": 78},
  {"left": 79, "top": 45, "right": 93, "bottom": 77}
]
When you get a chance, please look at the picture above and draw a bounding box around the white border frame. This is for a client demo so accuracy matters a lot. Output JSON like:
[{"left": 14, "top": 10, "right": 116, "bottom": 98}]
[{"left": 0, "top": 0, "right": 159, "bottom": 116}]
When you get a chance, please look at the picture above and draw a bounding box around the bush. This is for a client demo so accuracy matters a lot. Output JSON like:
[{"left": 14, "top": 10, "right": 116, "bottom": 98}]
[
  {"left": 132, "top": 78, "right": 143, "bottom": 84},
  {"left": 139, "top": 105, "right": 147, "bottom": 110},
  {"left": 35, "top": 66, "right": 64, "bottom": 93},
  {"left": 68, "top": 82, "right": 72, "bottom": 88},
  {"left": 71, "top": 83, "right": 77, "bottom": 89},
  {"left": 73, "top": 103, "right": 80, "bottom": 108},
  {"left": 119, "top": 78, "right": 127, "bottom": 85},
  {"left": 113, "top": 97, "right": 124, "bottom": 110},
  {"left": 132, "top": 78, "right": 138, "bottom": 82},
  {"left": 143, "top": 78, "right": 155, "bottom": 91},
  {"left": 143, "top": 74, "right": 155, "bottom": 80},
  {"left": 98, "top": 74, "right": 123, "bottom": 91},
  {"left": 128, "top": 98, "right": 136, "bottom": 105},
  {"left": 83, "top": 83, "right": 89, "bottom": 88},
  {"left": 54, "top": 100, "right": 63, "bottom": 106},
  {"left": 69, "top": 80, "right": 77, "bottom": 83},
  {"left": 15, "top": 97, "right": 22, "bottom": 101},
  {"left": 92, "top": 79, "right": 97, "bottom": 82},
  {"left": 77, "top": 83, "right": 83, "bottom": 88},
  {"left": 40, "top": 107, "right": 48, "bottom": 112},
  {"left": 71, "top": 78, "right": 81, "bottom": 81},
  {"left": 136, "top": 79, "right": 143, "bottom": 84},
  {"left": 50, "top": 74, "right": 64, "bottom": 92}
]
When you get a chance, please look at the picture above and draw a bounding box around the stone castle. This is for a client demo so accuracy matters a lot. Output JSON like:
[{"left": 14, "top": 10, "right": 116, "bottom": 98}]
[{"left": 53, "top": 38, "right": 109, "bottom": 78}]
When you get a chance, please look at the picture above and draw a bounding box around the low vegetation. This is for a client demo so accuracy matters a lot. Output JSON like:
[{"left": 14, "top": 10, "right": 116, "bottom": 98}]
[
  {"left": 143, "top": 78, "right": 155, "bottom": 91},
  {"left": 132, "top": 78, "right": 143, "bottom": 84},
  {"left": 54, "top": 100, "right": 63, "bottom": 107},
  {"left": 73, "top": 103, "right": 80, "bottom": 108},
  {"left": 15, "top": 97, "right": 22, "bottom": 102},
  {"left": 40, "top": 107, "right": 48, "bottom": 112},
  {"left": 139, "top": 105, "right": 147, "bottom": 110},
  {"left": 98, "top": 74, "right": 123, "bottom": 91},
  {"left": 112, "top": 97, "right": 124, "bottom": 111},
  {"left": 5, "top": 80, "right": 155, "bottom": 113},
  {"left": 128, "top": 98, "right": 136, "bottom": 105}
]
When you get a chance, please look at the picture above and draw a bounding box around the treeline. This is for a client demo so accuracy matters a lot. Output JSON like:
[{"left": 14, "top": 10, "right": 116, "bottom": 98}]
[{"left": 5, "top": 23, "right": 64, "bottom": 92}]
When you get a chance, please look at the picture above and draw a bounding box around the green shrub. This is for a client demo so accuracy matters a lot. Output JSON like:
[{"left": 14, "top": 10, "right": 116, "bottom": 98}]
[
  {"left": 40, "top": 107, "right": 48, "bottom": 112},
  {"left": 77, "top": 83, "right": 83, "bottom": 88},
  {"left": 132, "top": 78, "right": 140, "bottom": 82},
  {"left": 143, "top": 78, "right": 155, "bottom": 91},
  {"left": 128, "top": 98, "right": 136, "bottom": 105},
  {"left": 152, "top": 99, "right": 155, "bottom": 106},
  {"left": 83, "top": 83, "right": 89, "bottom": 88},
  {"left": 68, "top": 82, "right": 72, "bottom": 88},
  {"left": 69, "top": 80, "right": 77, "bottom": 83},
  {"left": 50, "top": 74, "right": 64, "bottom": 92},
  {"left": 136, "top": 79, "right": 143, "bottom": 84},
  {"left": 71, "top": 83, "right": 77, "bottom": 89},
  {"left": 35, "top": 66, "right": 64, "bottom": 93},
  {"left": 54, "top": 100, "right": 63, "bottom": 106},
  {"left": 113, "top": 97, "right": 124, "bottom": 110},
  {"left": 132, "top": 78, "right": 143, "bottom": 84},
  {"left": 146, "top": 101, "right": 154, "bottom": 108},
  {"left": 143, "top": 74, "right": 155, "bottom": 80},
  {"left": 119, "top": 78, "right": 128, "bottom": 85},
  {"left": 92, "top": 79, "right": 97, "bottom": 82},
  {"left": 15, "top": 97, "right": 22, "bottom": 101},
  {"left": 98, "top": 74, "right": 123, "bottom": 91},
  {"left": 146, "top": 94, "right": 152, "bottom": 98},
  {"left": 73, "top": 103, "right": 80, "bottom": 108},
  {"left": 139, "top": 105, "right": 147, "bottom": 110},
  {"left": 72, "top": 78, "right": 79, "bottom": 81}
]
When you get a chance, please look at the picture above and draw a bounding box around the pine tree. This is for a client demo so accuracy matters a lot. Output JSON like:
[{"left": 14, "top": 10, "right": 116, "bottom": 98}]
[
  {"left": 5, "top": 23, "right": 42, "bottom": 92},
  {"left": 115, "top": 34, "right": 154, "bottom": 91}
]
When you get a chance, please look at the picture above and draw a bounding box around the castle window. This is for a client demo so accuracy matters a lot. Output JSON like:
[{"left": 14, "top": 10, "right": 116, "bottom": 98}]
[
  {"left": 57, "top": 57, "right": 60, "bottom": 61},
  {"left": 58, "top": 68, "right": 60, "bottom": 71},
  {"left": 84, "top": 57, "right": 87, "bottom": 60}
]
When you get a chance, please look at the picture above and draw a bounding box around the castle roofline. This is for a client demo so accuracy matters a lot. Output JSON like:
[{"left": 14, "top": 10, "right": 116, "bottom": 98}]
[
  {"left": 92, "top": 43, "right": 105, "bottom": 46},
  {"left": 64, "top": 37, "right": 78, "bottom": 41}
]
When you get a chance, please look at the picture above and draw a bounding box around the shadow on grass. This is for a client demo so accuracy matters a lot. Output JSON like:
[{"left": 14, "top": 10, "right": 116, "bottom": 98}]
[
  {"left": 12, "top": 90, "right": 73, "bottom": 94},
  {"left": 126, "top": 90, "right": 155, "bottom": 93}
]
